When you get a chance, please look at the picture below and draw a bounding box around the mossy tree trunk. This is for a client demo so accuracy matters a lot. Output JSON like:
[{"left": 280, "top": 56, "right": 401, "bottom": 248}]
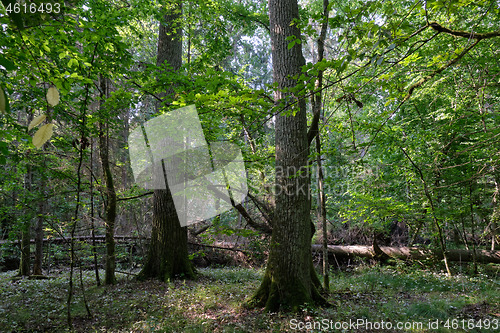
[
  {"left": 138, "top": 187, "right": 195, "bottom": 281},
  {"left": 137, "top": 0, "right": 194, "bottom": 282},
  {"left": 246, "top": 0, "right": 327, "bottom": 312}
]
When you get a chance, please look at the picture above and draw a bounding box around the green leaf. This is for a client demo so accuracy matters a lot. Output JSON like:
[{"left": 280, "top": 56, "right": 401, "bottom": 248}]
[
  {"left": 0, "top": 56, "right": 16, "bottom": 70},
  {"left": 32, "top": 123, "right": 54, "bottom": 149},
  {"left": 0, "top": 87, "right": 6, "bottom": 113},
  {"left": 46, "top": 87, "right": 60, "bottom": 106},
  {"left": 316, "top": 59, "right": 330, "bottom": 71},
  {"left": 0, "top": 141, "right": 7, "bottom": 156},
  {"left": 28, "top": 114, "right": 46, "bottom": 131},
  {"left": 377, "top": 56, "right": 384, "bottom": 66},
  {"left": 67, "top": 58, "right": 78, "bottom": 68}
]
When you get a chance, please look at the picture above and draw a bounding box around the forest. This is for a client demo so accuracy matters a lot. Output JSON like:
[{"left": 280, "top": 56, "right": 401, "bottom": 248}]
[{"left": 0, "top": 0, "right": 499, "bottom": 332}]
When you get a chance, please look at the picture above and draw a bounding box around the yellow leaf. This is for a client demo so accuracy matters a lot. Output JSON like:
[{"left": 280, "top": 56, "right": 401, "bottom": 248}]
[
  {"left": 33, "top": 123, "right": 54, "bottom": 149},
  {"left": 46, "top": 87, "right": 60, "bottom": 106},
  {"left": 0, "top": 87, "right": 5, "bottom": 113},
  {"left": 28, "top": 114, "right": 46, "bottom": 131}
]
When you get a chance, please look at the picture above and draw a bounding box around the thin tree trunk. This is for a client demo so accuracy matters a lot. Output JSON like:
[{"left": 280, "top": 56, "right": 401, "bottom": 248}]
[
  {"left": 316, "top": 135, "right": 329, "bottom": 291},
  {"left": 400, "top": 147, "right": 452, "bottom": 276},
  {"left": 492, "top": 168, "right": 499, "bottom": 251},
  {"left": 314, "top": 0, "right": 329, "bottom": 293},
  {"left": 99, "top": 76, "right": 117, "bottom": 285},
  {"left": 90, "top": 138, "right": 100, "bottom": 285},
  {"left": 469, "top": 181, "right": 478, "bottom": 274},
  {"left": 67, "top": 106, "right": 87, "bottom": 328},
  {"left": 19, "top": 165, "right": 32, "bottom": 277},
  {"left": 32, "top": 174, "right": 45, "bottom": 276}
]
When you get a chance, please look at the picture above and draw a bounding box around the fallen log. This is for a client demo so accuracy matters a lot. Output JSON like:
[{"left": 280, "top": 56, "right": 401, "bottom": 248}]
[
  {"left": 312, "top": 244, "right": 500, "bottom": 264},
  {"left": 3, "top": 237, "right": 499, "bottom": 264}
]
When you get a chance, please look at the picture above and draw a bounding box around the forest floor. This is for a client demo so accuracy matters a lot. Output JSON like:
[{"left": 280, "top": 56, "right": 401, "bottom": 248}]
[{"left": 0, "top": 264, "right": 498, "bottom": 332}]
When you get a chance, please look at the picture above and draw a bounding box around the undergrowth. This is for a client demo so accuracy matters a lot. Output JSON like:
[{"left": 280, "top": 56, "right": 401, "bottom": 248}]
[{"left": 0, "top": 264, "right": 498, "bottom": 332}]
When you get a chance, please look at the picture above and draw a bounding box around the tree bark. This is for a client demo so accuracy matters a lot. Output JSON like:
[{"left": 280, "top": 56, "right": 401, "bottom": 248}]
[
  {"left": 138, "top": 186, "right": 195, "bottom": 281},
  {"left": 19, "top": 166, "right": 32, "bottom": 277},
  {"left": 99, "top": 76, "right": 117, "bottom": 285},
  {"left": 491, "top": 168, "right": 499, "bottom": 251},
  {"left": 316, "top": 135, "right": 329, "bottom": 291},
  {"left": 137, "top": 0, "right": 195, "bottom": 281},
  {"left": 314, "top": 0, "right": 329, "bottom": 292},
  {"left": 246, "top": 0, "right": 327, "bottom": 312},
  {"left": 32, "top": 175, "right": 45, "bottom": 276},
  {"left": 90, "top": 138, "right": 100, "bottom": 285}
]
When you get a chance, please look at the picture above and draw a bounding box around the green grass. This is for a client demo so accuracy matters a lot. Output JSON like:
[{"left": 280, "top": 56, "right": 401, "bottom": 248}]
[{"left": 0, "top": 265, "right": 498, "bottom": 332}]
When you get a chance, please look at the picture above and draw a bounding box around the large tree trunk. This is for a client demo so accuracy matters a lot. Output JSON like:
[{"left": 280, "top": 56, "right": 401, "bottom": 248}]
[
  {"left": 138, "top": 0, "right": 194, "bottom": 281},
  {"left": 246, "top": 0, "right": 327, "bottom": 312},
  {"left": 138, "top": 187, "right": 195, "bottom": 281}
]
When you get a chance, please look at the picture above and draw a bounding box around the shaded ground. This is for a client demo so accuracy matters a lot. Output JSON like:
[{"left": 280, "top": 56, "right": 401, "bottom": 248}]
[{"left": 0, "top": 265, "right": 498, "bottom": 332}]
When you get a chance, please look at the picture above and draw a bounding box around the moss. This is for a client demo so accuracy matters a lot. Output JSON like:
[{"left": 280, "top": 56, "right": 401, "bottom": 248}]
[
  {"left": 244, "top": 268, "right": 271, "bottom": 309},
  {"left": 245, "top": 263, "right": 330, "bottom": 312}
]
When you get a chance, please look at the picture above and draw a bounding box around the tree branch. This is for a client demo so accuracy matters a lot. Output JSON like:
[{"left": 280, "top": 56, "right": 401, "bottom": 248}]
[
  {"left": 429, "top": 22, "right": 500, "bottom": 40},
  {"left": 402, "top": 38, "right": 480, "bottom": 103},
  {"left": 234, "top": 203, "right": 272, "bottom": 235},
  {"left": 117, "top": 191, "right": 154, "bottom": 201}
]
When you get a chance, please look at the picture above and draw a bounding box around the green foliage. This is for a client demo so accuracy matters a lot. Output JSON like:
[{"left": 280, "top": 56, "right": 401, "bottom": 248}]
[
  {"left": 0, "top": 0, "right": 498, "bottom": 322},
  {"left": 340, "top": 192, "right": 412, "bottom": 232},
  {"left": 0, "top": 266, "right": 497, "bottom": 331},
  {"left": 299, "top": 0, "right": 500, "bottom": 249}
]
